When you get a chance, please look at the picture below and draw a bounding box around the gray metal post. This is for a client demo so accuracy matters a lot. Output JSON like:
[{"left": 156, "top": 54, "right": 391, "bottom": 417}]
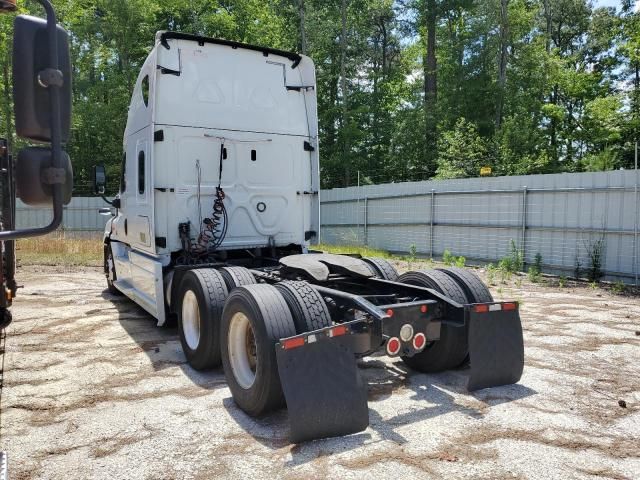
[
  {"left": 521, "top": 186, "right": 528, "bottom": 266},
  {"left": 635, "top": 142, "right": 638, "bottom": 285},
  {"left": 356, "top": 170, "right": 361, "bottom": 244},
  {"left": 363, "top": 196, "right": 369, "bottom": 246},
  {"left": 430, "top": 189, "right": 435, "bottom": 259}
]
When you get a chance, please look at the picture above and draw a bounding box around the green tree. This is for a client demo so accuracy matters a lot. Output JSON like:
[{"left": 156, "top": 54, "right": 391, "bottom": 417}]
[{"left": 436, "top": 118, "right": 489, "bottom": 178}]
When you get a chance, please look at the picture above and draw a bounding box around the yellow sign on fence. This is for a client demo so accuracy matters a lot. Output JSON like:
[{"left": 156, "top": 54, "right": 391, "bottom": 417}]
[{"left": 480, "top": 166, "right": 492, "bottom": 176}]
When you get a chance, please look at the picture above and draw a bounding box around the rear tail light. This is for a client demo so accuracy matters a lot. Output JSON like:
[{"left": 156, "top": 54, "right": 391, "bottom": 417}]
[
  {"left": 282, "top": 337, "right": 305, "bottom": 350},
  {"left": 474, "top": 302, "right": 518, "bottom": 313},
  {"left": 386, "top": 337, "right": 401, "bottom": 356},
  {"left": 413, "top": 333, "right": 426, "bottom": 350},
  {"left": 328, "top": 325, "right": 347, "bottom": 337}
]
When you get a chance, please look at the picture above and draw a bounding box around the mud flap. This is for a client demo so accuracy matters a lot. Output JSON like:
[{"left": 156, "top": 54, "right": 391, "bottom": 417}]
[
  {"left": 276, "top": 335, "right": 369, "bottom": 443},
  {"left": 467, "top": 308, "right": 524, "bottom": 391}
]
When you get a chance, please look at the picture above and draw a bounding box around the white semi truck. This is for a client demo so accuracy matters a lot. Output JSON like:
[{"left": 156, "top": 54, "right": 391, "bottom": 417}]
[{"left": 95, "top": 32, "right": 524, "bottom": 443}]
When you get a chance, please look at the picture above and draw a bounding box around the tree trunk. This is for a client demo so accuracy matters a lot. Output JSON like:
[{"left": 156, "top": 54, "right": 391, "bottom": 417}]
[
  {"left": 381, "top": 21, "right": 387, "bottom": 77},
  {"left": 298, "top": 0, "right": 307, "bottom": 55},
  {"left": 424, "top": 0, "right": 437, "bottom": 103},
  {"left": 635, "top": 62, "right": 639, "bottom": 139},
  {"left": 550, "top": 85, "right": 559, "bottom": 166},
  {"left": 340, "top": 0, "right": 350, "bottom": 186},
  {"left": 543, "top": 0, "right": 552, "bottom": 53},
  {"left": 495, "top": 0, "right": 509, "bottom": 130},
  {"left": 424, "top": 0, "right": 437, "bottom": 175}
]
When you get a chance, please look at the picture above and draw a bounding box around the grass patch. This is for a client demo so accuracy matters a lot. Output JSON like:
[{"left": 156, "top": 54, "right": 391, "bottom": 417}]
[
  {"left": 315, "top": 243, "right": 392, "bottom": 259},
  {"left": 16, "top": 232, "right": 103, "bottom": 267}
]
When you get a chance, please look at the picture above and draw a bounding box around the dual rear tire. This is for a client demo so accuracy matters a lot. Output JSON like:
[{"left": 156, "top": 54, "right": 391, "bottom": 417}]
[
  {"left": 220, "top": 284, "right": 297, "bottom": 416},
  {"left": 398, "top": 267, "right": 493, "bottom": 373},
  {"left": 176, "top": 263, "right": 491, "bottom": 414},
  {"left": 176, "top": 266, "right": 256, "bottom": 370},
  {"left": 177, "top": 268, "right": 331, "bottom": 417},
  {"left": 177, "top": 269, "right": 229, "bottom": 370}
]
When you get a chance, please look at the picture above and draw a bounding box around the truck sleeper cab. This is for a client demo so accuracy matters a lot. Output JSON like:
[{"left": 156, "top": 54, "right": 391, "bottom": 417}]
[{"left": 102, "top": 32, "right": 524, "bottom": 443}]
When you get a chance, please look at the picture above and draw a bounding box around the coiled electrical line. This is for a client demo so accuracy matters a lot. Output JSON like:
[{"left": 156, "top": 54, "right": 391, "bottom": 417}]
[{"left": 179, "top": 143, "right": 229, "bottom": 264}]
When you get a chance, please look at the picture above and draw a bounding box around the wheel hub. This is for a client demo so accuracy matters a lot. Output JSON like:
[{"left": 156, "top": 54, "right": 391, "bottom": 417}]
[
  {"left": 228, "top": 312, "right": 257, "bottom": 389},
  {"left": 181, "top": 290, "right": 201, "bottom": 350}
]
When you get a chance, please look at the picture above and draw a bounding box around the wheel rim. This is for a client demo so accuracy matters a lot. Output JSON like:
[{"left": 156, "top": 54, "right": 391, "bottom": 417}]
[
  {"left": 228, "top": 312, "right": 257, "bottom": 389},
  {"left": 182, "top": 290, "right": 201, "bottom": 350}
]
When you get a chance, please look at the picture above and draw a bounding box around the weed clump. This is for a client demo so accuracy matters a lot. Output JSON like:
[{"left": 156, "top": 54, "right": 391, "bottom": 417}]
[
  {"left": 442, "top": 249, "right": 465, "bottom": 267},
  {"left": 528, "top": 253, "right": 542, "bottom": 283}
]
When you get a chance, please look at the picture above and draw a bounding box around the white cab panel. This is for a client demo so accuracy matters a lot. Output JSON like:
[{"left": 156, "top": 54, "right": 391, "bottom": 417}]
[
  {"left": 105, "top": 33, "right": 322, "bottom": 322},
  {"left": 110, "top": 241, "right": 166, "bottom": 326}
]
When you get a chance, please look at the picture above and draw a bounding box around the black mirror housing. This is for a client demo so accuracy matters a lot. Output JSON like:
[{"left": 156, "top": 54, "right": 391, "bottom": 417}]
[
  {"left": 15, "top": 147, "right": 73, "bottom": 206},
  {"left": 93, "top": 165, "right": 107, "bottom": 195},
  {"left": 13, "top": 14, "right": 71, "bottom": 143},
  {"left": 0, "top": 1, "right": 17, "bottom": 12}
]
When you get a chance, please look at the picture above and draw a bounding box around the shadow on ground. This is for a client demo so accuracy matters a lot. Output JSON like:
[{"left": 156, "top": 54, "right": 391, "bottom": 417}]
[
  {"left": 101, "top": 289, "right": 227, "bottom": 392},
  {"left": 103, "top": 288, "right": 536, "bottom": 464},
  {"left": 223, "top": 354, "right": 536, "bottom": 465}
]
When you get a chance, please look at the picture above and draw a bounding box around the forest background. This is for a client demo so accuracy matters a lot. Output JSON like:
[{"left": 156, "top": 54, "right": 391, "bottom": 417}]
[{"left": 0, "top": 0, "right": 638, "bottom": 192}]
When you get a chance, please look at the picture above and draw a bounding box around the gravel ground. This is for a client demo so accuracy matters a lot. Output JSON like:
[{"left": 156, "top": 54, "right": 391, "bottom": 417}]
[{"left": 0, "top": 265, "right": 639, "bottom": 480}]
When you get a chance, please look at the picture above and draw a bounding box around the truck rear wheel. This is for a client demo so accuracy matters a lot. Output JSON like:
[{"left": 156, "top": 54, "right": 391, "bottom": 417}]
[
  {"left": 275, "top": 281, "right": 332, "bottom": 334},
  {"left": 363, "top": 257, "right": 399, "bottom": 281},
  {"left": 221, "top": 284, "right": 296, "bottom": 416},
  {"left": 177, "top": 269, "right": 229, "bottom": 370},
  {"left": 398, "top": 270, "right": 469, "bottom": 372},
  {"left": 219, "top": 266, "right": 256, "bottom": 291},
  {"left": 437, "top": 267, "right": 493, "bottom": 303}
]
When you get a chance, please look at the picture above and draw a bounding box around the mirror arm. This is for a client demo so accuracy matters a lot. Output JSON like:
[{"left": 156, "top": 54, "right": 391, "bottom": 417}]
[
  {"left": 0, "top": 0, "right": 64, "bottom": 241},
  {"left": 100, "top": 195, "right": 114, "bottom": 206}
]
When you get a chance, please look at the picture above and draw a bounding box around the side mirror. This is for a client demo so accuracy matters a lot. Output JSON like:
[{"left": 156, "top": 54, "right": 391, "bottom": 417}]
[
  {"left": 15, "top": 147, "right": 73, "bottom": 206},
  {"left": 13, "top": 14, "right": 71, "bottom": 142},
  {"left": 93, "top": 165, "right": 107, "bottom": 195}
]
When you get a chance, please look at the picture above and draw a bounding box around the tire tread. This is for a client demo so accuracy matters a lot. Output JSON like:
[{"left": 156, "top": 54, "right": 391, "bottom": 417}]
[
  {"left": 437, "top": 267, "right": 493, "bottom": 303},
  {"left": 363, "top": 257, "right": 399, "bottom": 281},
  {"left": 219, "top": 266, "right": 256, "bottom": 291},
  {"left": 275, "top": 281, "right": 332, "bottom": 333}
]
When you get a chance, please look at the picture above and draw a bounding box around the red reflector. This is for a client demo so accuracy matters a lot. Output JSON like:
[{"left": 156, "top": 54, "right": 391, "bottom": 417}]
[
  {"left": 413, "top": 333, "right": 426, "bottom": 350},
  {"left": 282, "top": 337, "right": 305, "bottom": 350},
  {"left": 420, "top": 305, "right": 428, "bottom": 313},
  {"left": 331, "top": 325, "right": 347, "bottom": 337},
  {"left": 386, "top": 337, "right": 401, "bottom": 356},
  {"left": 474, "top": 304, "right": 489, "bottom": 313},
  {"left": 386, "top": 309, "right": 394, "bottom": 317},
  {"left": 502, "top": 302, "right": 517, "bottom": 311}
]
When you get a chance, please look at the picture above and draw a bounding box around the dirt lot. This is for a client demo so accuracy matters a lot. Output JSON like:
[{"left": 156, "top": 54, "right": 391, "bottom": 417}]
[{"left": 0, "top": 265, "right": 638, "bottom": 479}]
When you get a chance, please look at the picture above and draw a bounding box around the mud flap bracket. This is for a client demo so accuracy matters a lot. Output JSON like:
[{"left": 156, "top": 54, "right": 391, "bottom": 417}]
[
  {"left": 467, "top": 308, "right": 524, "bottom": 391},
  {"left": 276, "top": 335, "right": 369, "bottom": 443}
]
